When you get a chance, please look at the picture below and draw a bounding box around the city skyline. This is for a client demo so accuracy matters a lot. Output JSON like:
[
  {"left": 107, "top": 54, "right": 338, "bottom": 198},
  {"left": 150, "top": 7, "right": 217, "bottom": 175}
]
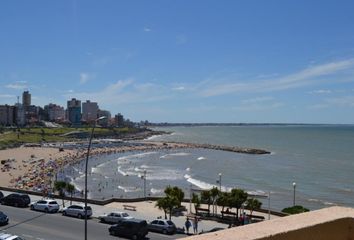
[{"left": 1, "top": 1, "right": 354, "bottom": 124}]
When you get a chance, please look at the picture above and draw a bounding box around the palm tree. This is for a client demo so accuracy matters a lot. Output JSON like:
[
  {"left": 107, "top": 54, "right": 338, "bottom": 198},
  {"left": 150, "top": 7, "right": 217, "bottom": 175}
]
[
  {"left": 229, "top": 188, "right": 248, "bottom": 219},
  {"left": 65, "top": 183, "right": 75, "bottom": 205},
  {"left": 156, "top": 198, "right": 169, "bottom": 220},
  {"left": 191, "top": 193, "right": 201, "bottom": 214},
  {"left": 200, "top": 190, "right": 212, "bottom": 216},
  {"left": 164, "top": 186, "right": 184, "bottom": 207},
  {"left": 54, "top": 181, "right": 67, "bottom": 207},
  {"left": 246, "top": 198, "right": 262, "bottom": 222},
  {"left": 217, "top": 192, "right": 230, "bottom": 217}
]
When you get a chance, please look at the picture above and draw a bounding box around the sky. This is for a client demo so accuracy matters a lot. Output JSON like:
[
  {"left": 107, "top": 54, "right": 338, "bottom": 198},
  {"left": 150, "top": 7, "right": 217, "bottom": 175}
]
[{"left": 1, "top": 0, "right": 354, "bottom": 124}]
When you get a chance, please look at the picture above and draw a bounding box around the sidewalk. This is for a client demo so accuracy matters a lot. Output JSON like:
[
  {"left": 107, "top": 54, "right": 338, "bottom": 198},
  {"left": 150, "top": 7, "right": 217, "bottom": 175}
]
[{"left": 0, "top": 190, "right": 279, "bottom": 234}]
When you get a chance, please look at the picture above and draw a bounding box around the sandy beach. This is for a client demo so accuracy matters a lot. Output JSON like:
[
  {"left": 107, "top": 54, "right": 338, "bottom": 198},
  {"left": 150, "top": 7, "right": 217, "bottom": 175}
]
[{"left": 0, "top": 146, "right": 76, "bottom": 188}]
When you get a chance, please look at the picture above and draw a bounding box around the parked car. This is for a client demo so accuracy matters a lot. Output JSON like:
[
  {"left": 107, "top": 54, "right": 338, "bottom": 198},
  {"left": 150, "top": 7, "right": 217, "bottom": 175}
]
[
  {"left": 0, "top": 191, "right": 4, "bottom": 199},
  {"left": 98, "top": 211, "right": 133, "bottom": 224},
  {"left": 30, "top": 199, "right": 60, "bottom": 213},
  {"left": 148, "top": 219, "right": 177, "bottom": 235},
  {"left": 62, "top": 205, "right": 92, "bottom": 219},
  {"left": 108, "top": 219, "right": 148, "bottom": 240},
  {"left": 0, "top": 211, "right": 9, "bottom": 225},
  {"left": 0, "top": 232, "right": 25, "bottom": 240},
  {"left": 0, "top": 193, "right": 30, "bottom": 207}
]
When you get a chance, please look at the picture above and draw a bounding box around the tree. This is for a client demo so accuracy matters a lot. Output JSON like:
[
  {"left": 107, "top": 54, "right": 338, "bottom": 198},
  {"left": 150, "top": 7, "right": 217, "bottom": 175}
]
[
  {"left": 155, "top": 186, "right": 184, "bottom": 220},
  {"left": 246, "top": 198, "right": 262, "bottom": 220},
  {"left": 229, "top": 188, "right": 248, "bottom": 218},
  {"left": 156, "top": 198, "right": 169, "bottom": 220},
  {"left": 66, "top": 183, "right": 75, "bottom": 205},
  {"left": 200, "top": 190, "right": 212, "bottom": 215},
  {"left": 191, "top": 193, "right": 201, "bottom": 214},
  {"left": 54, "top": 181, "right": 67, "bottom": 207},
  {"left": 164, "top": 186, "right": 184, "bottom": 207},
  {"left": 282, "top": 205, "right": 309, "bottom": 215},
  {"left": 217, "top": 192, "right": 230, "bottom": 216}
]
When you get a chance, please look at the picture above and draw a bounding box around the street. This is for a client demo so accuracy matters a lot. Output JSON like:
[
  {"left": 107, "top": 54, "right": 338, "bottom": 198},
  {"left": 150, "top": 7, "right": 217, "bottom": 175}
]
[{"left": 0, "top": 205, "right": 185, "bottom": 240}]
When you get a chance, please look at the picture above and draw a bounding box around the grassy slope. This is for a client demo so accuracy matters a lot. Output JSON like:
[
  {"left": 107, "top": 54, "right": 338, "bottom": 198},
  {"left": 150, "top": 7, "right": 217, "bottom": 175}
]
[{"left": 0, "top": 127, "right": 138, "bottom": 149}]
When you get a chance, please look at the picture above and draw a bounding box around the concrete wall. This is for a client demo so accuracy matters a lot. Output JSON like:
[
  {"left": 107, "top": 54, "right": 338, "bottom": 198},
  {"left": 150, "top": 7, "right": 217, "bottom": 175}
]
[{"left": 183, "top": 207, "right": 354, "bottom": 240}]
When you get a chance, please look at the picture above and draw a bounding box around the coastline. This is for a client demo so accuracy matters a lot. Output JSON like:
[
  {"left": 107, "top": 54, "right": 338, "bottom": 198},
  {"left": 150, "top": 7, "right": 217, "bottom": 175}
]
[{"left": 0, "top": 140, "right": 270, "bottom": 191}]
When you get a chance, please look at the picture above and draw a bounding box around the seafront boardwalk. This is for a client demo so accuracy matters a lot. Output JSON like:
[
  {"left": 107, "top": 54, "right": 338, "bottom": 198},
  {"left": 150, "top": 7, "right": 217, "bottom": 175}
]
[{"left": 0, "top": 189, "right": 280, "bottom": 234}]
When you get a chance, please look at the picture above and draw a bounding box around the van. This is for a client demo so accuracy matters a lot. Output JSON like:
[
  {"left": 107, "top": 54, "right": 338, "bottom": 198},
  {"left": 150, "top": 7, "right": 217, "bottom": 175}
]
[
  {"left": 0, "top": 193, "right": 30, "bottom": 207},
  {"left": 108, "top": 219, "right": 148, "bottom": 240}
]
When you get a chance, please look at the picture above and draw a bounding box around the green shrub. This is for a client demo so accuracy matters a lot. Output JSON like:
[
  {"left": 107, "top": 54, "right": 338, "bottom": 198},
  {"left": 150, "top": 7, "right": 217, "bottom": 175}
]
[{"left": 282, "top": 205, "right": 309, "bottom": 215}]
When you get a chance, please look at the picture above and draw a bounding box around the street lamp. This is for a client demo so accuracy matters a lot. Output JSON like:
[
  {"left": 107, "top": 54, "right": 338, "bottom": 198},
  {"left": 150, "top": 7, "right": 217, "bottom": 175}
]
[
  {"left": 84, "top": 116, "right": 106, "bottom": 240},
  {"left": 292, "top": 182, "right": 296, "bottom": 207},
  {"left": 143, "top": 170, "right": 147, "bottom": 200},
  {"left": 218, "top": 173, "right": 222, "bottom": 191}
]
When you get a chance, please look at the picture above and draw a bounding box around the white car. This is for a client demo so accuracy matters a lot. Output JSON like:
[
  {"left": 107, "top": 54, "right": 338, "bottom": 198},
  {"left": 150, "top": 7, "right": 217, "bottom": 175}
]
[
  {"left": 30, "top": 199, "right": 60, "bottom": 213},
  {"left": 0, "top": 233, "right": 25, "bottom": 240},
  {"left": 98, "top": 212, "right": 133, "bottom": 224},
  {"left": 62, "top": 205, "right": 92, "bottom": 219}
]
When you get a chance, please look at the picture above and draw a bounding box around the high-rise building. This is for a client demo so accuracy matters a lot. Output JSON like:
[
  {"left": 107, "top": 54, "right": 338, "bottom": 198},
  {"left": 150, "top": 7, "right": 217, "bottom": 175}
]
[
  {"left": 22, "top": 91, "right": 31, "bottom": 107},
  {"left": 82, "top": 100, "right": 98, "bottom": 123},
  {"left": 67, "top": 98, "right": 81, "bottom": 125},
  {"left": 115, "top": 113, "right": 124, "bottom": 127},
  {"left": 98, "top": 109, "right": 111, "bottom": 126},
  {"left": 15, "top": 103, "right": 25, "bottom": 126},
  {"left": 0, "top": 105, "right": 15, "bottom": 126},
  {"left": 44, "top": 103, "right": 65, "bottom": 122}
]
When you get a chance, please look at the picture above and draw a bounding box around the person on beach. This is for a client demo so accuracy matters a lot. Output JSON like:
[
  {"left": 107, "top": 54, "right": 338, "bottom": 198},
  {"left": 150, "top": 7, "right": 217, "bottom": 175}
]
[
  {"left": 185, "top": 217, "right": 191, "bottom": 234},
  {"left": 192, "top": 216, "right": 198, "bottom": 234}
]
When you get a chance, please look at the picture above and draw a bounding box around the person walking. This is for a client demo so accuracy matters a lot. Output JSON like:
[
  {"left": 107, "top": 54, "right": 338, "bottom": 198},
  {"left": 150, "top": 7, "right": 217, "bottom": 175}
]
[
  {"left": 192, "top": 216, "right": 199, "bottom": 234},
  {"left": 185, "top": 217, "right": 191, "bottom": 235}
]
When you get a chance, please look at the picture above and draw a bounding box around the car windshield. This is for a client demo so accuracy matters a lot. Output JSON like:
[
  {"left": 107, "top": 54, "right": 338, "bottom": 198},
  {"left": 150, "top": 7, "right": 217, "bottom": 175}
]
[
  {"left": 122, "top": 213, "right": 129, "bottom": 217},
  {"left": 167, "top": 221, "right": 174, "bottom": 225},
  {"left": 49, "top": 201, "right": 58, "bottom": 204}
]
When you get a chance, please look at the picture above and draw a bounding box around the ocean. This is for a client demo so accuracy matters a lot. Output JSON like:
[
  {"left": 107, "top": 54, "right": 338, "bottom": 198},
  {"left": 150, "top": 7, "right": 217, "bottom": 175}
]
[{"left": 61, "top": 125, "right": 354, "bottom": 211}]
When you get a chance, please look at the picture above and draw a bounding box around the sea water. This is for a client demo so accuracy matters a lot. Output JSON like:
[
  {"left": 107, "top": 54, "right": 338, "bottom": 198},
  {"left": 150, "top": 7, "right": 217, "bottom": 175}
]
[{"left": 62, "top": 125, "right": 354, "bottom": 211}]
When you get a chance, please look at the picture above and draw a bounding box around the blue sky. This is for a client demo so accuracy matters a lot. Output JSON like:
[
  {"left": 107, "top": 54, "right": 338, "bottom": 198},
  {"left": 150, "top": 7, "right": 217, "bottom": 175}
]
[{"left": 1, "top": 1, "right": 354, "bottom": 124}]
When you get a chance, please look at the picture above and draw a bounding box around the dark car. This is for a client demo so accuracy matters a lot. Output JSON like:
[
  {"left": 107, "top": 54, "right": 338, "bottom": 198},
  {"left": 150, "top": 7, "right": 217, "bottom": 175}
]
[
  {"left": 0, "top": 191, "right": 4, "bottom": 200},
  {"left": 109, "top": 219, "right": 148, "bottom": 240},
  {"left": 0, "top": 193, "right": 30, "bottom": 207},
  {"left": 0, "top": 211, "right": 9, "bottom": 225},
  {"left": 148, "top": 219, "right": 176, "bottom": 235}
]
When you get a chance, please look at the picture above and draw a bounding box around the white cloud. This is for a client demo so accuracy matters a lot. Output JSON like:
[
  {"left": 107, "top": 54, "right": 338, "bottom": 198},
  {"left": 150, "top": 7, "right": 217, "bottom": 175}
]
[
  {"left": 5, "top": 81, "right": 27, "bottom": 89},
  {"left": 233, "top": 102, "right": 285, "bottom": 111},
  {"left": 144, "top": 27, "right": 151, "bottom": 32},
  {"left": 241, "top": 97, "right": 273, "bottom": 104},
  {"left": 308, "top": 95, "right": 354, "bottom": 109},
  {"left": 172, "top": 86, "right": 185, "bottom": 91},
  {"left": 0, "top": 94, "right": 15, "bottom": 98},
  {"left": 309, "top": 89, "right": 332, "bottom": 94},
  {"left": 325, "top": 96, "right": 354, "bottom": 107},
  {"left": 64, "top": 78, "right": 172, "bottom": 107},
  {"left": 80, "top": 73, "right": 93, "bottom": 84},
  {"left": 199, "top": 59, "right": 354, "bottom": 97}
]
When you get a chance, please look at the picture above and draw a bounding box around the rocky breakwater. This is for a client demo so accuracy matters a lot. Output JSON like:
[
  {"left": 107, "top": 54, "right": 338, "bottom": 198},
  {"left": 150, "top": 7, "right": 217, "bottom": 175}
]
[{"left": 145, "top": 141, "right": 271, "bottom": 154}]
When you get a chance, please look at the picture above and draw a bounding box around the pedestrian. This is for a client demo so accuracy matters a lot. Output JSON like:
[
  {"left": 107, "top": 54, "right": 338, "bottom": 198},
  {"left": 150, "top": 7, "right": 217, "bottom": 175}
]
[
  {"left": 185, "top": 217, "right": 191, "bottom": 235},
  {"left": 192, "top": 216, "right": 199, "bottom": 234}
]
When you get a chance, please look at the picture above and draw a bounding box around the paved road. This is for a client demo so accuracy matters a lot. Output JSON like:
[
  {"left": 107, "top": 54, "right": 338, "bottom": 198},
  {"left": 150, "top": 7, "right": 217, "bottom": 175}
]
[{"left": 0, "top": 205, "right": 185, "bottom": 240}]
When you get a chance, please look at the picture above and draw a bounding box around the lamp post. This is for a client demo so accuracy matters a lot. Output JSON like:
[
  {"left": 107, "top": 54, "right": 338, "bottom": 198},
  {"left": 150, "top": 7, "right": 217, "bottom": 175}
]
[
  {"left": 84, "top": 116, "right": 106, "bottom": 240},
  {"left": 268, "top": 191, "right": 271, "bottom": 220},
  {"left": 143, "top": 169, "right": 147, "bottom": 200},
  {"left": 292, "top": 182, "right": 296, "bottom": 207},
  {"left": 218, "top": 173, "right": 222, "bottom": 191}
]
